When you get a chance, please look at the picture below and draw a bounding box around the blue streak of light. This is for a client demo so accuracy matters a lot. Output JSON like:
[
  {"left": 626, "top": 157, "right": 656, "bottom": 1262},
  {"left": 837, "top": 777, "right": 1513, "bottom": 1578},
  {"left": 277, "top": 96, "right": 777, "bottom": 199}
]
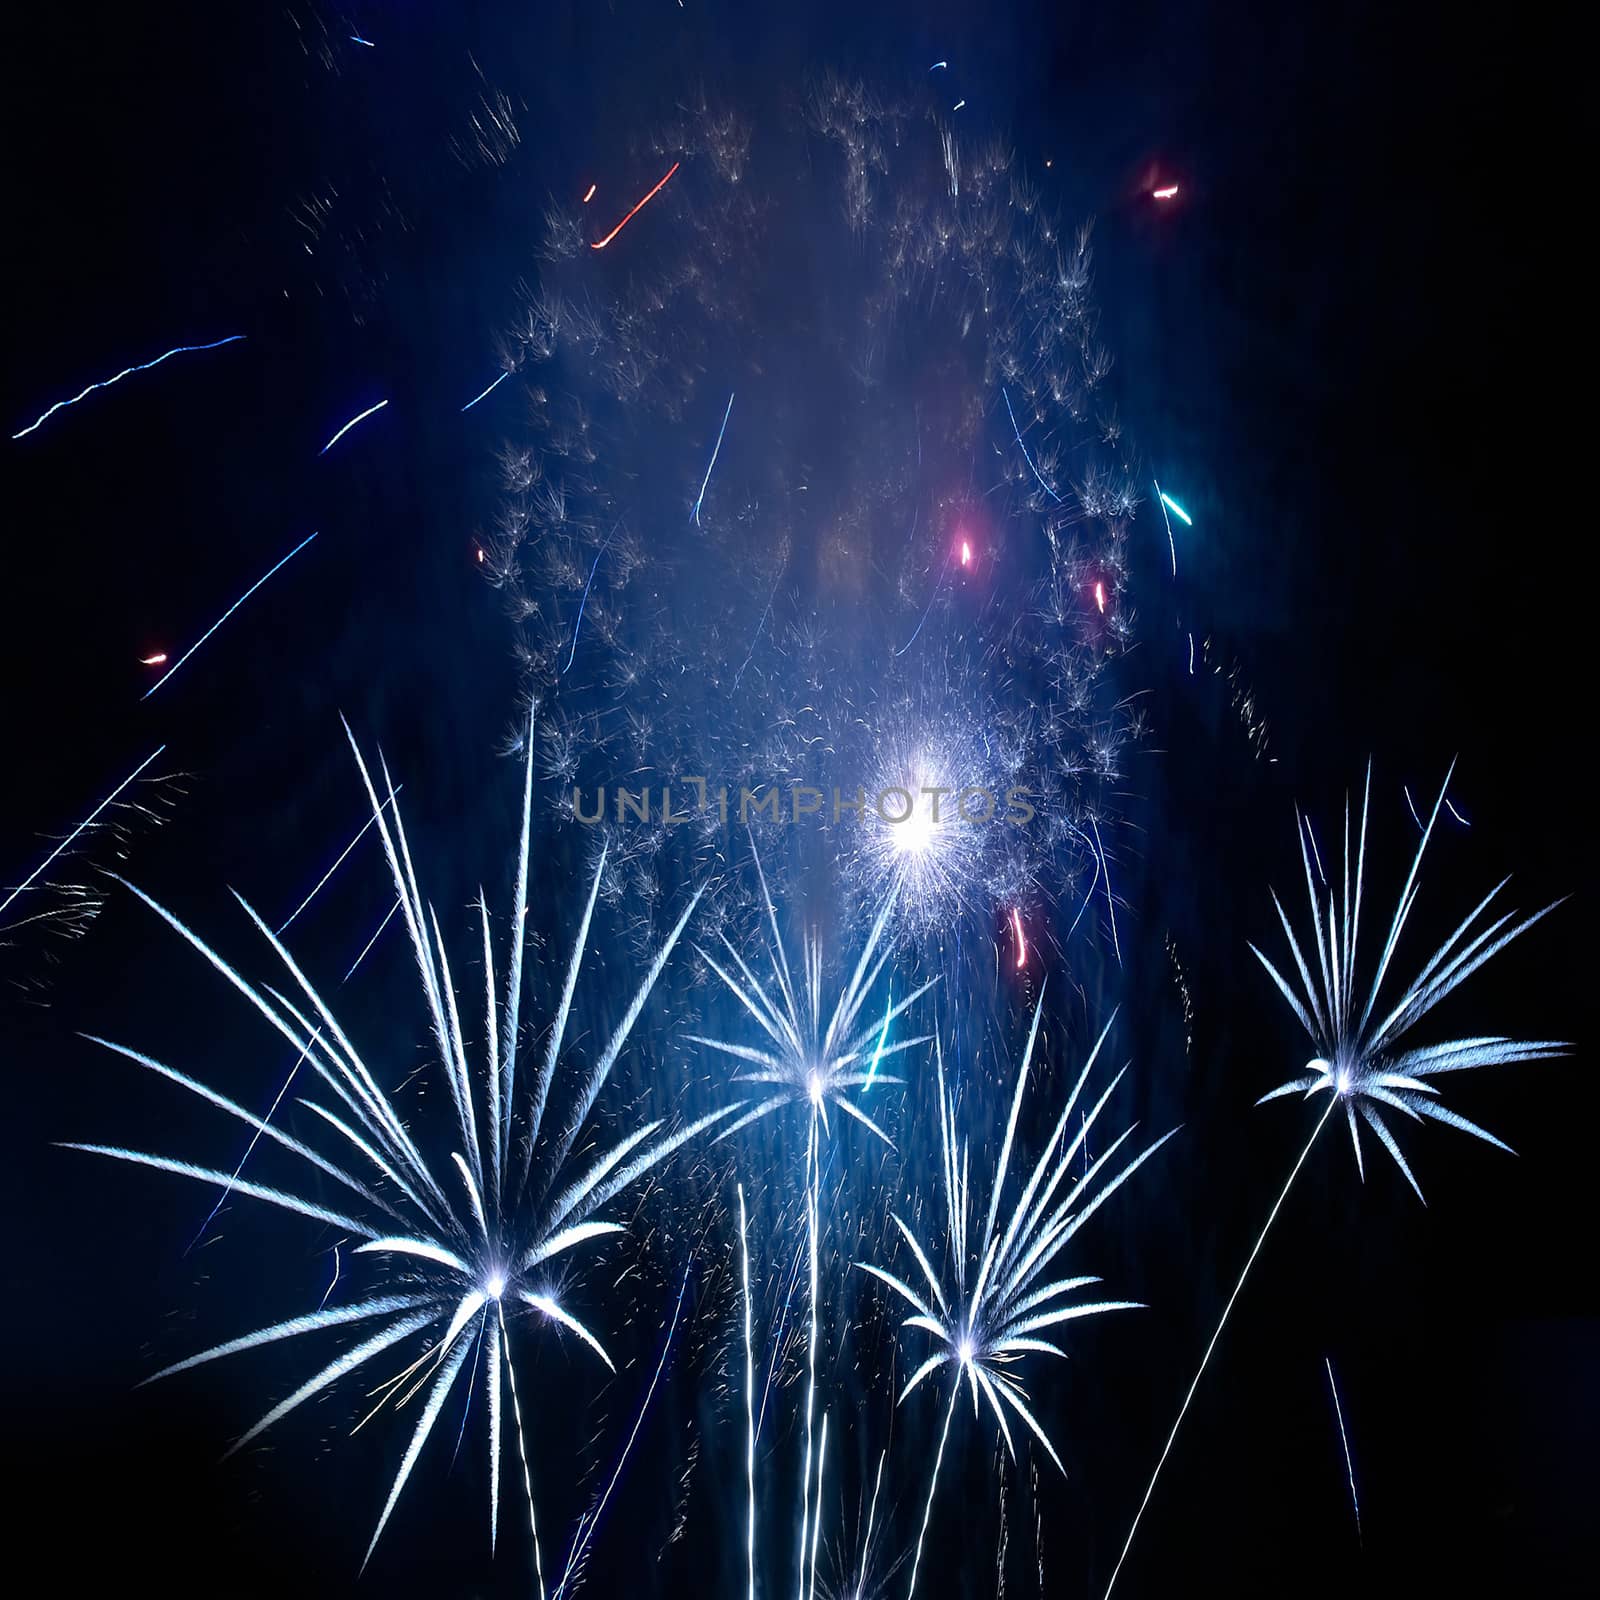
[
  {"left": 554, "top": 1260, "right": 692, "bottom": 1598},
  {"left": 894, "top": 542, "right": 954, "bottom": 658},
  {"left": 319, "top": 398, "right": 388, "bottom": 455},
  {"left": 460, "top": 370, "right": 509, "bottom": 412},
  {"left": 350, "top": 35, "right": 376, "bottom": 47},
  {"left": 277, "top": 786, "right": 402, "bottom": 934},
  {"left": 564, "top": 522, "right": 619, "bottom": 674},
  {"left": 690, "top": 391, "right": 735, "bottom": 525},
  {"left": 1403, "top": 784, "right": 1423, "bottom": 831},
  {"left": 12, "top": 336, "right": 246, "bottom": 440},
  {"left": 1445, "top": 797, "right": 1470, "bottom": 827},
  {"left": 1002, "top": 388, "right": 1063, "bottom": 502},
  {"left": 142, "top": 531, "right": 319, "bottom": 700},
  {"left": 343, "top": 897, "right": 401, "bottom": 982}
]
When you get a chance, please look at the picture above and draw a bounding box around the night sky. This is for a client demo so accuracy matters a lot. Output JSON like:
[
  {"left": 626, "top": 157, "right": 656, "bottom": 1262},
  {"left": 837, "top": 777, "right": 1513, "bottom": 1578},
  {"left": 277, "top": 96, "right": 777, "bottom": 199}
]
[{"left": 2, "top": 4, "right": 1590, "bottom": 1596}]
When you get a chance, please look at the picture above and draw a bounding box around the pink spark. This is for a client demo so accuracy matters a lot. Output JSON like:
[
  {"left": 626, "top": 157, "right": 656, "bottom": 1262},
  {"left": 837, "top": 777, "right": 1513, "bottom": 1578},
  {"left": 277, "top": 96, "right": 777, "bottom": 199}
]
[
  {"left": 1010, "top": 906, "right": 1027, "bottom": 968},
  {"left": 960, "top": 539, "right": 972, "bottom": 567},
  {"left": 1094, "top": 580, "right": 1106, "bottom": 613},
  {"left": 1153, "top": 184, "right": 1179, "bottom": 200},
  {"left": 139, "top": 652, "right": 169, "bottom": 666}
]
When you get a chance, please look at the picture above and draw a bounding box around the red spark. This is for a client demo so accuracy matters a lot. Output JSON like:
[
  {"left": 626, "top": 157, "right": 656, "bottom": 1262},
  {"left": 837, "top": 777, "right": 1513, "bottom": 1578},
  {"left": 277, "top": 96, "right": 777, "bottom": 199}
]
[
  {"left": 139, "top": 652, "right": 169, "bottom": 666},
  {"left": 1153, "top": 184, "right": 1179, "bottom": 200},
  {"left": 1010, "top": 906, "right": 1027, "bottom": 968},
  {"left": 590, "top": 161, "right": 680, "bottom": 250},
  {"left": 582, "top": 183, "right": 596, "bottom": 204}
]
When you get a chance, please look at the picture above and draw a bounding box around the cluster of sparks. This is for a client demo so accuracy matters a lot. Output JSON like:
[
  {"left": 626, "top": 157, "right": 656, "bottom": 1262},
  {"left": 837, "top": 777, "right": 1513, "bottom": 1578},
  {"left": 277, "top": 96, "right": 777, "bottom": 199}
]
[{"left": 6, "top": 31, "right": 1574, "bottom": 1600}]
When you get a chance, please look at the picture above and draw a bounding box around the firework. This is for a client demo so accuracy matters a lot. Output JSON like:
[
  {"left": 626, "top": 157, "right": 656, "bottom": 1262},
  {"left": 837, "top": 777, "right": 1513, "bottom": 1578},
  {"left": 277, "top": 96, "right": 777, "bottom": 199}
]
[
  {"left": 65, "top": 716, "right": 733, "bottom": 1575},
  {"left": 1103, "top": 764, "right": 1566, "bottom": 1597},
  {"left": 859, "top": 994, "right": 1176, "bottom": 1597}
]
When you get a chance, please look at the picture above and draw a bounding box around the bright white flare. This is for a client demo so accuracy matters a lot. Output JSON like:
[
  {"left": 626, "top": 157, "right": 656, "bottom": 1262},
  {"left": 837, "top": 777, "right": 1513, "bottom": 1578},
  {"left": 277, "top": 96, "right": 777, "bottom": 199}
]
[{"left": 66, "top": 715, "right": 731, "bottom": 1574}]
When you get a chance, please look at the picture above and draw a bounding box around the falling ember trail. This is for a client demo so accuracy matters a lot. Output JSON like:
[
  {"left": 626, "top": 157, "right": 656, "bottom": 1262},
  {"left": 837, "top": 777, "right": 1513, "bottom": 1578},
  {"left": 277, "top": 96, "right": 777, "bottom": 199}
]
[
  {"left": 1325, "top": 1357, "right": 1362, "bottom": 1542},
  {"left": 690, "top": 392, "right": 735, "bottom": 526},
  {"left": 460, "top": 371, "right": 510, "bottom": 412},
  {"left": 1010, "top": 906, "right": 1027, "bottom": 968},
  {"left": 12, "top": 335, "right": 246, "bottom": 440},
  {"left": 1001, "top": 387, "right": 1063, "bottom": 503},
  {"left": 139, "top": 653, "right": 168, "bottom": 666},
  {"left": 1, "top": 744, "right": 165, "bottom": 923},
  {"left": 1153, "top": 185, "right": 1179, "bottom": 199},
  {"left": 319, "top": 399, "right": 388, "bottom": 455},
  {"left": 582, "top": 183, "right": 597, "bottom": 204},
  {"left": 554, "top": 1262, "right": 692, "bottom": 1598},
  {"left": 142, "top": 532, "right": 319, "bottom": 700},
  {"left": 590, "top": 160, "right": 680, "bottom": 250}
]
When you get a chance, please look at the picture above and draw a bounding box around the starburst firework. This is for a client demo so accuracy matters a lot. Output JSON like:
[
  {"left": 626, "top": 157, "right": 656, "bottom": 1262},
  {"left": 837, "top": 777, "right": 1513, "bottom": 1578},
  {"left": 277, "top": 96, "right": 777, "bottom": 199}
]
[{"left": 65, "top": 717, "right": 732, "bottom": 1577}]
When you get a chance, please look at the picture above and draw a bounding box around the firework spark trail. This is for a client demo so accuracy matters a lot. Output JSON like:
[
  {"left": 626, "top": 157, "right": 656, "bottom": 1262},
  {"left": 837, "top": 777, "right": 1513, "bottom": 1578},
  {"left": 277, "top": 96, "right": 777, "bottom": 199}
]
[
  {"left": 1446, "top": 798, "right": 1470, "bottom": 826},
  {"left": 1001, "top": 388, "right": 1063, "bottom": 503},
  {"left": 554, "top": 1260, "right": 693, "bottom": 1599},
  {"left": 461, "top": 371, "right": 511, "bottom": 411},
  {"left": 1325, "top": 1356, "right": 1361, "bottom": 1542},
  {"left": 1152, "top": 478, "right": 1178, "bottom": 577},
  {"left": 1, "top": 744, "right": 165, "bottom": 925},
  {"left": 733, "top": 560, "right": 783, "bottom": 688},
  {"left": 564, "top": 522, "right": 619, "bottom": 674},
  {"left": 808, "top": 1410, "right": 829, "bottom": 1600},
  {"left": 1107, "top": 766, "right": 1565, "bottom": 1595},
  {"left": 11, "top": 335, "right": 246, "bottom": 440},
  {"left": 1101, "top": 1097, "right": 1335, "bottom": 1599},
  {"left": 691, "top": 391, "right": 735, "bottom": 526},
  {"left": 798, "top": 1117, "right": 819, "bottom": 1600},
  {"left": 499, "top": 1299, "right": 546, "bottom": 1597},
  {"left": 343, "top": 897, "right": 401, "bottom": 980},
  {"left": 141, "top": 531, "right": 320, "bottom": 700},
  {"left": 278, "top": 787, "right": 403, "bottom": 933},
  {"left": 893, "top": 543, "right": 956, "bottom": 659},
  {"left": 319, "top": 399, "right": 388, "bottom": 455},
  {"left": 589, "top": 160, "right": 680, "bottom": 250},
  {"left": 864, "top": 990, "right": 894, "bottom": 1088},
  {"left": 319, "top": 1243, "right": 342, "bottom": 1309},
  {"left": 740, "top": 1184, "right": 757, "bottom": 1600},
  {"left": 1086, "top": 816, "right": 1122, "bottom": 966},
  {"left": 906, "top": 1381, "right": 960, "bottom": 1600},
  {"left": 67, "top": 713, "right": 735, "bottom": 1569}
]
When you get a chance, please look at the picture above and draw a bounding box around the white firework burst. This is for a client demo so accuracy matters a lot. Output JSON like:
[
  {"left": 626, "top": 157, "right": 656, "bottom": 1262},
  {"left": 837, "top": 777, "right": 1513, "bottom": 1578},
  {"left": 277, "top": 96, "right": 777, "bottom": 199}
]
[
  {"left": 1253, "top": 762, "right": 1568, "bottom": 1200},
  {"left": 860, "top": 991, "right": 1176, "bottom": 1597},
  {"left": 689, "top": 846, "right": 936, "bottom": 1149},
  {"left": 66, "top": 717, "right": 731, "bottom": 1579}
]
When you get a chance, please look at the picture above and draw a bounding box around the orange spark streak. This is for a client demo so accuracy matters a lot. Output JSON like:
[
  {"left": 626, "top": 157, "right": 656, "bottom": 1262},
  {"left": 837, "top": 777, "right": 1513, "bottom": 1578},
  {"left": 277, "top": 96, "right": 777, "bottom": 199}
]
[
  {"left": 590, "top": 161, "right": 680, "bottom": 250},
  {"left": 582, "top": 183, "right": 596, "bottom": 204}
]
